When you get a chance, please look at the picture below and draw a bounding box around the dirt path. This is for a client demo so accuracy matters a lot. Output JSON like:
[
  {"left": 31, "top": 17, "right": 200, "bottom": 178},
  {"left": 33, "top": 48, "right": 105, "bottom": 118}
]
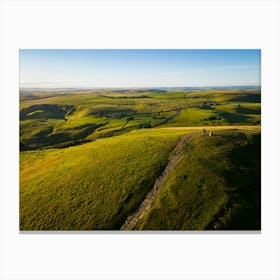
[{"left": 120, "top": 133, "right": 192, "bottom": 230}]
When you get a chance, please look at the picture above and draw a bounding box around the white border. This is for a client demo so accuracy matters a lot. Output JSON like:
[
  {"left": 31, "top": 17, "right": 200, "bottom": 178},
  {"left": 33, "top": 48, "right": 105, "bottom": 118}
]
[{"left": 1, "top": 0, "right": 280, "bottom": 280}]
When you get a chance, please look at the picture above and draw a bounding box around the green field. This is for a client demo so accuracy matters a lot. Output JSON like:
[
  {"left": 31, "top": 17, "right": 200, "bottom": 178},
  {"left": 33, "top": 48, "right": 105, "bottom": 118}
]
[
  {"left": 20, "top": 89, "right": 261, "bottom": 230},
  {"left": 20, "top": 89, "right": 261, "bottom": 150}
]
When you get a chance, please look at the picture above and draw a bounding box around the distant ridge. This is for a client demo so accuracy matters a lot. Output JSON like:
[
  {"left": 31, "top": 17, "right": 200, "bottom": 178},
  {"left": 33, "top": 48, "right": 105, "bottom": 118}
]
[{"left": 20, "top": 85, "right": 261, "bottom": 93}]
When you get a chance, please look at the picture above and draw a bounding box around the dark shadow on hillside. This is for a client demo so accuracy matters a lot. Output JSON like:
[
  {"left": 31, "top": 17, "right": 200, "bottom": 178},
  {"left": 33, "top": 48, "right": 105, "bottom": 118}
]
[
  {"left": 228, "top": 93, "right": 261, "bottom": 103},
  {"left": 217, "top": 111, "right": 252, "bottom": 124},
  {"left": 236, "top": 106, "right": 261, "bottom": 115},
  {"left": 206, "top": 134, "right": 261, "bottom": 230},
  {"left": 20, "top": 104, "right": 75, "bottom": 120},
  {"left": 88, "top": 107, "right": 136, "bottom": 119},
  {"left": 20, "top": 122, "right": 108, "bottom": 150}
]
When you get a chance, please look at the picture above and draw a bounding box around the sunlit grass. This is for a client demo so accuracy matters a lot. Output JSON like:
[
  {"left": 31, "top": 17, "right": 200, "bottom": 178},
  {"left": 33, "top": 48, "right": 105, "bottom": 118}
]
[
  {"left": 136, "top": 128, "right": 261, "bottom": 230},
  {"left": 20, "top": 128, "right": 187, "bottom": 230}
]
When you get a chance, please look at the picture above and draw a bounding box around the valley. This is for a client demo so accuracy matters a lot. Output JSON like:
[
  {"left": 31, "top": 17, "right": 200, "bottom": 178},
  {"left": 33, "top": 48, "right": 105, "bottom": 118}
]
[{"left": 20, "top": 88, "right": 261, "bottom": 230}]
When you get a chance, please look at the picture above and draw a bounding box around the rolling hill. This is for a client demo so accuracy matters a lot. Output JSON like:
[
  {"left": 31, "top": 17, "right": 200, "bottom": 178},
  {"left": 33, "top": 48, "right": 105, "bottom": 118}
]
[
  {"left": 20, "top": 89, "right": 261, "bottom": 230},
  {"left": 20, "top": 89, "right": 261, "bottom": 150}
]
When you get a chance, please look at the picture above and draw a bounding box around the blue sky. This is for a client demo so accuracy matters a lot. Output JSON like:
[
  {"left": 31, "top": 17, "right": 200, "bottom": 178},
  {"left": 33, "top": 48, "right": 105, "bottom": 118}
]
[{"left": 20, "top": 49, "right": 261, "bottom": 88}]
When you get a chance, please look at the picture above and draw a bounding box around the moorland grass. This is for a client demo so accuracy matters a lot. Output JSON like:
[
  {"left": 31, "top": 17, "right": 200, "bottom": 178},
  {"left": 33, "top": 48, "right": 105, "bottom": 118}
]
[
  {"left": 20, "top": 128, "right": 188, "bottom": 230},
  {"left": 20, "top": 89, "right": 261, "bottom": 150},
  {"left": 19, "top": 89, "right": 261, "bottom": 230},
  {"left": 135, "top": 129, "right": 261, "bottom": 230}
]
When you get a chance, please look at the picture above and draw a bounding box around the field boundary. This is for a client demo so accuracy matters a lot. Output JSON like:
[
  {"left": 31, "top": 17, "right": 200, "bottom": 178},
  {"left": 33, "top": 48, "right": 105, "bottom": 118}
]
[{"left": 120, "top": 133, "right": 193, "bottom": 230}]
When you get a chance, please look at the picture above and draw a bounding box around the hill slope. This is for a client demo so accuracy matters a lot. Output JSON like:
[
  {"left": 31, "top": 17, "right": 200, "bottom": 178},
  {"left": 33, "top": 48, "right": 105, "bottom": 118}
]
[
  {"left": 20, "top": 89, "right": 261, "bottom": 150},
  {"left": 135, "top": 129, "right": 261, "bottom": 230},
  {"left": 20, "top": 129, "right": 187, "bottom": 230},
  {"left": 20, "top": 126, "right": 260, "bottom": 230}
]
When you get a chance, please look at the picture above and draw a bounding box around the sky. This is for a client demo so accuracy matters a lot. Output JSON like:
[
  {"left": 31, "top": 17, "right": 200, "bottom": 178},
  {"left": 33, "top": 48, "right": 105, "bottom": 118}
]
[{"left": 20, "top": 49, "right": 261, "bottom": 88}]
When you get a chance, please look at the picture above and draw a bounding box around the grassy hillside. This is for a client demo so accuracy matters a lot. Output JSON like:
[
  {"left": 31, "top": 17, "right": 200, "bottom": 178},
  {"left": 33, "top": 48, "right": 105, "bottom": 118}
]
[
  {"left": 20, "top": 89, "right": 261, "bottom": 150},
  {"left": 19, "top": 89, "right": 261, "bottom": 231},
  {"left": 20, "top": 129, "right": 187, "bottom": 230},
  {"left": 135, "top": 129, "right": 261, "bottom": 230}
]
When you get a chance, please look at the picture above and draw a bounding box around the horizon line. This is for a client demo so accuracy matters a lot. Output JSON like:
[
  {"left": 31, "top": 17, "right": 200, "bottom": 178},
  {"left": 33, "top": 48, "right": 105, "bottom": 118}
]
[{"left": 20, "top": 85, "right": 261, "bottom": 90}]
